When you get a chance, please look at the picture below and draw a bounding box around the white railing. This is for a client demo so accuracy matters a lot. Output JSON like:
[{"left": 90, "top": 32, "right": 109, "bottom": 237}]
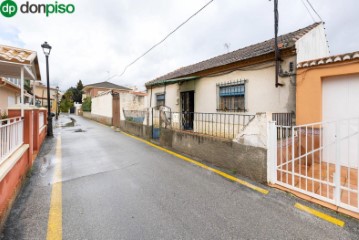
[
  {"left": 5, "top": 77, "right": 21, "bottom": 87},
  {"left": 39, "top": 112, "right": 45, "bottom": 129},
  {"left": 0, "top": 117, "right": 24, "bottom": 164},
  {"left": 273, "top": 118, "right": 359, "bottom": 213}
]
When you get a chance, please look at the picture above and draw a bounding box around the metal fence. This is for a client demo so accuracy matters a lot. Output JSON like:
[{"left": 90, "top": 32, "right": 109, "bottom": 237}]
[
  {"left": 123, "top": 110, "right": 147, "bottom": 124},
  {"left": 274, "top": 118, "right": 359, "bottom": 213},
  {"left": 273, "top": 113, "right": 294, "bottom": 139},
  {"left": 162, "top": 111, "right": 255, "bottom": 139},
  {"left": 0, "top": 117, "right": 24, "bottom": 163}
]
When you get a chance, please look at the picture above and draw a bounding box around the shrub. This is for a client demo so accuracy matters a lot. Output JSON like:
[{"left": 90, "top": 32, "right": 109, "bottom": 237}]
[
  {"left": 82, "top": 97, "right": 91, "bottom": 112},
  {"left": 1, "top": 110, "right": 8, "bottom": 119}
]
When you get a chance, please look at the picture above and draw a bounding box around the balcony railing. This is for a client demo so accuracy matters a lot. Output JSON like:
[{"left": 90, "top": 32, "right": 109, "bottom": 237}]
[{"left": 0, "top": 117, "right": 24, "bottom": 163}]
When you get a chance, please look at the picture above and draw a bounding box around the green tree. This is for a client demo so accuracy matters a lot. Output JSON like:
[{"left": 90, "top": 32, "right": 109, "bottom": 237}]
[
  {"left": 60, "top": 90, "right": 74, "bottom": 112},
  {"left": 72, "top": 80, "right": 84, "bottom": 103},
  {"left": 82, "top": 96, "right": 91, "bottom": 112},
  {"left": 77, "top": 80, "right": 84, "bottom": 91},
  {"left": 66, "top": 87, "right": 80, "bottom": 103}
]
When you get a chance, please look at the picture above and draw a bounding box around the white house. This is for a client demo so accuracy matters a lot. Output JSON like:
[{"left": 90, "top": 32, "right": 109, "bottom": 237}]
[
  {"left": 0, "top": 45, "right": 42, "bottom": 117},
  {"left": 145, "top": 22, "right": 329, "bottom": 121}
]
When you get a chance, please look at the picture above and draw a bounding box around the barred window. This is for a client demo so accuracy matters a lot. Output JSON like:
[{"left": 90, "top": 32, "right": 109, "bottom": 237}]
[
  {"left": 217, "top": 80, "right": 246, "bottom": 112},
  {"left": 156, "top": 93, "right": 165, "bottom": 107}
]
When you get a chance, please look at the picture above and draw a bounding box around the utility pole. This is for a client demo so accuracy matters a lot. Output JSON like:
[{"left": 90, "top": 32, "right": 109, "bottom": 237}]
[{"left": 272, "top": 0, "right": 283, "bottom": 88}]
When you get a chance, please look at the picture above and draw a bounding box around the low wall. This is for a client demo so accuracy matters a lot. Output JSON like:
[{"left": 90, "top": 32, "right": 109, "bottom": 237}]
[
  {"left": 120, "top": 120, "right": 151, "bottom": 140},
  {"left": 39, "top": 127, "right": 47, "bottom": 152},
  {"left": 160, "top": 129, "right": 267, "bottom": 183},
  {"left": 0, "top": 145, "right": 30, "bottom": 230},
  {"left": 82, "top": 111, "right": 92, "bottom": 119},
  {"left": 91, "top": 93, "right": 112, "bottom": 118},
  {"left": 83, "top": 112, "right": 112, "bottom": 126},
  {"left": 1, "top": 107, "right": 48, "bottom": 229}
]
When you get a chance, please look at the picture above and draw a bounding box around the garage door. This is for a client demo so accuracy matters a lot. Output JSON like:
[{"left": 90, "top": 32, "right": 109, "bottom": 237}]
[
  {"left": 323, "top": 74, "right": 359, "bottom": 121},
  {"left": 322, "top": 74, "right": 359, "bottom": 167}
]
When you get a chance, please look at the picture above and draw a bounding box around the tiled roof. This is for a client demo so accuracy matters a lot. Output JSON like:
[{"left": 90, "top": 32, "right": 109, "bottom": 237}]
[
  {"left": 84, "top": 81, "right": 132, "bottom": 91},
  {"left": 0, "top": 45, "right": 37, "bottom": 64},
  {"left": 297, "top": 51, "right": 359, "bottom": 68},
  {"left": 146, "top": 22, "right": 321, "bottom": 86},
  {"left": 0, "top": 45, "right": 41, "bottom": 80}
]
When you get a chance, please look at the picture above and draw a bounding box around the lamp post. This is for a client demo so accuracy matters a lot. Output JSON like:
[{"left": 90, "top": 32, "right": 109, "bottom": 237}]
[
  {"left": 41, "top": 41, "right": 53, "bottom": 137},
  {"left": 56, "top": 86, "right": 59, "bottom": 120}
]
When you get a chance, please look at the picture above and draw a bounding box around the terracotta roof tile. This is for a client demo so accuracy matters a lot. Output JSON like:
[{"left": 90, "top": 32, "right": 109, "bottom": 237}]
[
  {"left": 0, "top": 45, "right": 36, "bottom": 64},
  {"left": 297, "top": 51, "right": 359, "bottom": 68},
  {"left": 146, "top": 22, "right": 321, "bottom": 86}
]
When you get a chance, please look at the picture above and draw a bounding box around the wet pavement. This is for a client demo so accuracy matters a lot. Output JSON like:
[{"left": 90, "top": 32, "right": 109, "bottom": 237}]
[{"left": 1, "top": 114, "right": 359, "bottom": 239}]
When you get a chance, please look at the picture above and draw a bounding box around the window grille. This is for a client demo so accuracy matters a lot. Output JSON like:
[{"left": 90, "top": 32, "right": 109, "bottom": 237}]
[{"left": 217, "top": 80, "right": 246, "bottom": 112}]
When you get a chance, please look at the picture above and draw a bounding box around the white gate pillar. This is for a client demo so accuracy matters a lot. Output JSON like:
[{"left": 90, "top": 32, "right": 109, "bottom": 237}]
[{"left": 267, "top": 121, "right": 277, "bottom": 184}]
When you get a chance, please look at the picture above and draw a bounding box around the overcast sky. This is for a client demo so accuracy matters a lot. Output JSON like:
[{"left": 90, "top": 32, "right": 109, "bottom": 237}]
[{"left": 1, "top": 0, "right": 358, "bottom": 91}]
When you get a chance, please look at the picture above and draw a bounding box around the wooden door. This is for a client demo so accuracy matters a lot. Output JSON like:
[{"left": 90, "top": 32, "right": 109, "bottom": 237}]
[{"left": 112, "top": 93, "right": 120, "bottom": 127}]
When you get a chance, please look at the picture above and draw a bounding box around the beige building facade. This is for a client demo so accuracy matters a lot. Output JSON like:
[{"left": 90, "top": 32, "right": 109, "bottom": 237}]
[
  {"left": 32, "top": 82, "right": 59, "bottom": 113},
  {"left": 0, "top": 78, "right": 20, "bottom": 114}
]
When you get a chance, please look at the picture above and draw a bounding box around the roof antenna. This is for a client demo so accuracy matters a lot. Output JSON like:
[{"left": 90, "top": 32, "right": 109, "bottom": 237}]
[
  {"left": 224, "top": 43, "right": 231, "bottom": 53},
  {"left": 270, "top": 0, "right": 283, "bottom": 87}
]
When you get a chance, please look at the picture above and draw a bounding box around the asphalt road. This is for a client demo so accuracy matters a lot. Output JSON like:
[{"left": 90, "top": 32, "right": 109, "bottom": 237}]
[{"left": 1, "top": 115, "right": 359, "bottom": 240}]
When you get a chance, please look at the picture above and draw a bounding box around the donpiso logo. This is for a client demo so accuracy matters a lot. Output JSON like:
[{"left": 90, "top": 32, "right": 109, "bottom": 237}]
[
  {"left": 0, "top": 0, "right": 75, "bottom": 18},
  {"left": 0, "top": 0, "right": 17, "bottom": 17}
]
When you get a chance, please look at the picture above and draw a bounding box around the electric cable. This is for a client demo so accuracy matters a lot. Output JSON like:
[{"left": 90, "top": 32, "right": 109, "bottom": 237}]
[
  {"left": 107, "top": 0, "right": 214, "bottom": 82},
  {"left": 305, "top": 0, "right": 323, "bottom": 22},
  {"left": 301, "top": 0, "right": 316, "bottom": 22}
]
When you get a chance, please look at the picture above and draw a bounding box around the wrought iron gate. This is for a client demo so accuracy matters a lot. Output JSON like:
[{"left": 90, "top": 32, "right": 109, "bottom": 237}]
[{"left": 268, "top": 119, "right": 359, "bottom": 213}]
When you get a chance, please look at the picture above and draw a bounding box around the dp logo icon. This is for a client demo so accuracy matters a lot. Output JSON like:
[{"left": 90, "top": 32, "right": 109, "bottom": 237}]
[{"left": 0, "top": 0, "right": 17, "bottom": 18}]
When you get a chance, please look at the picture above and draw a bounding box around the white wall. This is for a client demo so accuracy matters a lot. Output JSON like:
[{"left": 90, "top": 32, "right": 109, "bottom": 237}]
[
  {"left": 147, "top": 58, "right": 297, "bottom": 115},
  {"left": 296, "top": 23, "right": 330, "bottom": 63},
  {"left": 91, "top": 93, "right": 112, "bottom": 118},
  {"left": 120, "top": 92, "right": 146, "bottom": 111},
  {"left": 148, "top": 84, "right": 179, "bottom": 112},
  {"left": 196, "top": 59, "right": 296, "bottom": 114},
  {"left": 119, "top": 92, "right": 147, "bottom": 120},
  {"left": 74, "top": 103, "right": 82, "bottom": 115}
]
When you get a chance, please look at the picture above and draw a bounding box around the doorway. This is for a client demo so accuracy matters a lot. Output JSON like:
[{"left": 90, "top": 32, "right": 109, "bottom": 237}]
[{"left": 181, "top": 91, "right": 194, "bottom": 130}]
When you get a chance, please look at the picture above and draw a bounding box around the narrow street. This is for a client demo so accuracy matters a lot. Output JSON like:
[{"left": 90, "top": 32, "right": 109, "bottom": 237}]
[{"left": 1, "top": 115, "right": 358, "bottom": 240}]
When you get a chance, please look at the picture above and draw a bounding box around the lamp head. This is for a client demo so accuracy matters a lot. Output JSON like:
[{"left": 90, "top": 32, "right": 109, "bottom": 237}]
[{"left": 41, "top": 41, "right": 52, "bottom": 56}]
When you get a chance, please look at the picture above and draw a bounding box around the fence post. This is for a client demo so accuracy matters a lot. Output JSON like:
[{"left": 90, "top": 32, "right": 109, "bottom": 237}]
[
  {"left": 334, "top": 120, "right": 341, "bottom": 205},
  {"left": 151, "top": 108, "right": 154, "bottom": 139},
  {"left": 267, "top": 121, "right": 277, "bottom": 184}
]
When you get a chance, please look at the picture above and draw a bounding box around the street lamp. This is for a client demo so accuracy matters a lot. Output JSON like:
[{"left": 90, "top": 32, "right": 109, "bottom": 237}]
[{"left": 41, "top": 41, "right": 53, "bottom": 137}]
